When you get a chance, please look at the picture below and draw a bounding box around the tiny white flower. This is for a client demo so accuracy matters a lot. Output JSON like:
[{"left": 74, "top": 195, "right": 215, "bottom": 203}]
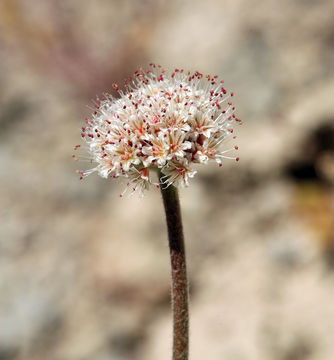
[
  {"left": 162, "top": 159, "right": 198, "bottom": 188},
  {"left": 75, "top": 64, "right": 241, "bottom": 195}
]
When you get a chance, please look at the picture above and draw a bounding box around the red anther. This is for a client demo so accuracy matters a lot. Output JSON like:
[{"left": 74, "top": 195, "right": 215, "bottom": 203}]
[
  {"left": 236, "top": 157, "right": 240, "bottom": 162},
  {"left": 156, "top": 184, "right": 160, "bottom": 188},
  {"left": 231, "top": 92, "right": 234, "bottom": 96},
  {"left": 221, "top": 87, "right": 227, "bottom": 94},
  {"left": 227, "top": 101, "right": 232, "bottom": 106},
  {"left": 234, "top": 146, "right": 239, "bottom": 150},
  {"left": 112, "top": 83, "right": 119, "bottom": 91},
  {"left": 94, "top": 104, "right": 99, "bottom": 109},
  {"left": 219, "top": 163, "right": 222, "bottom": 167}
]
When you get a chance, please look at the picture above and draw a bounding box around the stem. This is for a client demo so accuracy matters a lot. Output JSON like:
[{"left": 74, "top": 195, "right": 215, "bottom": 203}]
[{"left": 159, "top": 171, "right": 189, "bottom": 360}]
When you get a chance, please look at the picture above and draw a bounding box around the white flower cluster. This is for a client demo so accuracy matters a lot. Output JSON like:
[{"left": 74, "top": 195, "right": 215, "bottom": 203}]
[{"left": 74, "top": 64, "right": 241, "bottom": 195}]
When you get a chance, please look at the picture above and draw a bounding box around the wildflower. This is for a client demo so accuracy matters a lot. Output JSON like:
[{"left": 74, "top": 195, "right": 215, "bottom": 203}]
[{"left": 74, "top": 64, "right": 241, "bottom": 194}]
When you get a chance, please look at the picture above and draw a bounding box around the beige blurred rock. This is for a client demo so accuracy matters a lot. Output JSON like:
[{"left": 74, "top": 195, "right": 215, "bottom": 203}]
[{"left": 1, "top": 0, "right": 334, "bottom": 359}]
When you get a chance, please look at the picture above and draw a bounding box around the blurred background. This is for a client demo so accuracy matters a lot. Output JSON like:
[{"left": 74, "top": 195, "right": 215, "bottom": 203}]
[{"left": 0, "top": 0, "right": 334, "bottom": 359}]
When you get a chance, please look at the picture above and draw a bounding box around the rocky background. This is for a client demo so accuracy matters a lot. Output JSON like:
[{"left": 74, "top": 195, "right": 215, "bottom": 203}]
[{"left": 1, "top": 1, "right": 334, "bottom": 359}]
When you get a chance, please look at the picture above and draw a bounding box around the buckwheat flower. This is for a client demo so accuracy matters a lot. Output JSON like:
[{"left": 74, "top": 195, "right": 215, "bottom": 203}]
[
  {"left": 75, "top": 64, "right": 241, "bottom": 195},
  {"left": 74, "top": 64, "right": 242, "bottom": 360}
]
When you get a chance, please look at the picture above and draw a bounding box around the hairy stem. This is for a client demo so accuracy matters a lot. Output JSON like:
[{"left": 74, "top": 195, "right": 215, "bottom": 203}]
[{"left": 159, "top": 171, "right": 189, "bottom": 360}]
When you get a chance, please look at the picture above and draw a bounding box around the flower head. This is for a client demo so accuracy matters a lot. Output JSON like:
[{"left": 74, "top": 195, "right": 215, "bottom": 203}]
[{"left": 74, "top": 64, "right": 241, "bottom": 195}]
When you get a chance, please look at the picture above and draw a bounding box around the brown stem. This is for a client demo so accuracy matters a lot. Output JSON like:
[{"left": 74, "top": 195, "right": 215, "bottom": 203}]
[{"left": 159, "top": 171, "right": 189, "bottom": 360}]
